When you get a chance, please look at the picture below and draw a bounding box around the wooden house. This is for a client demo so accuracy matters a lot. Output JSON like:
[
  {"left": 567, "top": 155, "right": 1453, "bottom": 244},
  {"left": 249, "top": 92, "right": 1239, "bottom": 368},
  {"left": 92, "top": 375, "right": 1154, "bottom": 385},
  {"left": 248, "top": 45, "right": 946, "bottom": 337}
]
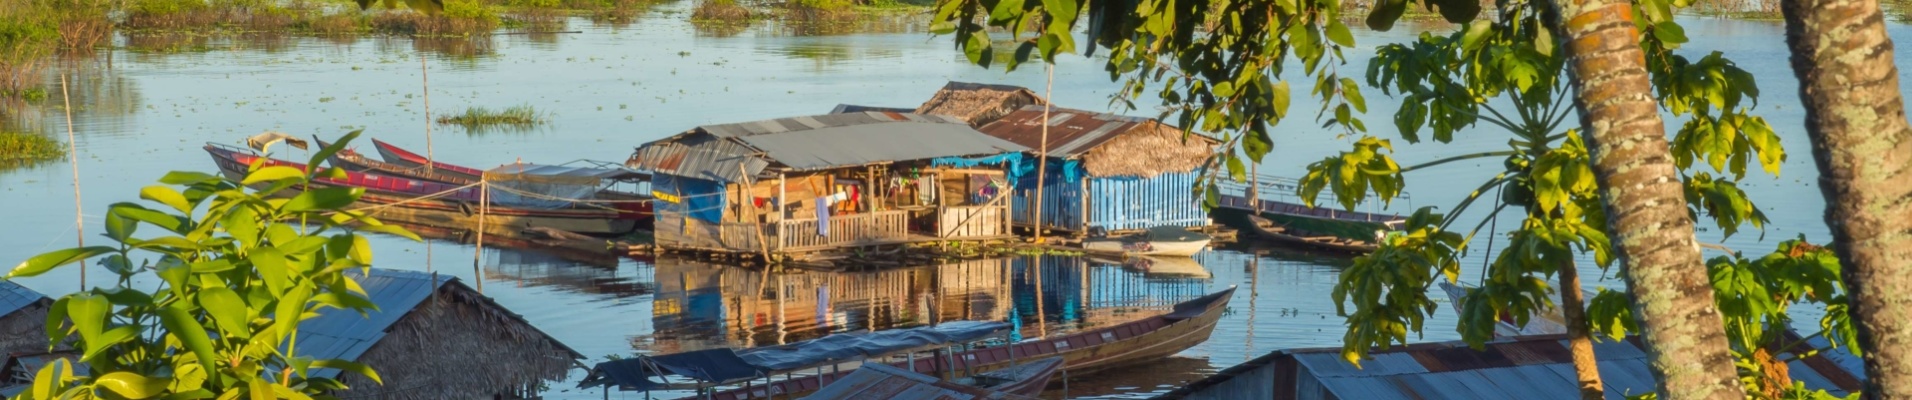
[
  {"left": 906, "top": 82, "right": 1219, "bottom": 234},
  {"left": 298, "top": 269, "right": 581, "bottom": 399},
  {"left": 628, "top": 111, "right": 1030, "bottom": 255}
]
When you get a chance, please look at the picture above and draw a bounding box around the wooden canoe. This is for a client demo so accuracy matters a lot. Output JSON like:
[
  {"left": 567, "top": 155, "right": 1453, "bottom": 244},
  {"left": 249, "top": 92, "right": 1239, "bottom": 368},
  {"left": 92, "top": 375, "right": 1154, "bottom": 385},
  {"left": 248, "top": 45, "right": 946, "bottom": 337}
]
[
  {"left": 205, "top": 143, "right": 640, "bottom": 235},
  {"left": 688, "top": 286, "right": 1237, "bottom": 400},
  {"left": 955, "top": 356, "right": 1063, "bottom": 396},
  {"left": 315, "top": 138, "right": 476, "bottom": 186},
  {"left": 1082, "top": 226, "right": 1212, "bottom": 257},
  {"left": 1244, "top": 214, "right": 1380, "bottom": 254},
  {"left": 370, "top": 138, "right": 488, "bottom": 181}
]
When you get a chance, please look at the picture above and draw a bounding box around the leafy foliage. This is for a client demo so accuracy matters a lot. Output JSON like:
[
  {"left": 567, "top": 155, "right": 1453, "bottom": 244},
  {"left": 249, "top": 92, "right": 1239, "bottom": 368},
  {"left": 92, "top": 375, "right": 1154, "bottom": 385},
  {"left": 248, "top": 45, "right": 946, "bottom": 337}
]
[
  {"left": 1706, "top": 238, "right": 1856, "bottom": 398},
  {"left": 6, "top": 132, "right": 419, "bottom": 399}
]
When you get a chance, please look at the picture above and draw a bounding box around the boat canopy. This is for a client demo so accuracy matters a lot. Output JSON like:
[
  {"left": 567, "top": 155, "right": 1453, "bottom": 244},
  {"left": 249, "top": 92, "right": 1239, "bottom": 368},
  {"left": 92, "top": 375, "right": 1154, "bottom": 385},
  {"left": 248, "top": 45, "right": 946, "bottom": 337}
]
[
  {"left": 482, "top": 162, "right": 648, "bottom": 208},
  {"left": 579, "top": 321, "right": 1010, "bottom": 391}
]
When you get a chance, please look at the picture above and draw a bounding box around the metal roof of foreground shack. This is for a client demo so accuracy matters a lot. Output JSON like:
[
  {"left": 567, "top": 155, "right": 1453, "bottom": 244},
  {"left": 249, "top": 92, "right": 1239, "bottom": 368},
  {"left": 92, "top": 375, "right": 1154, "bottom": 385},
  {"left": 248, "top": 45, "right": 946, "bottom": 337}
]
[
  {"left": 0, "top": 281, "right": 49, "bottom": 318},
  {"left": 1151, "top": 333, "right": 1866, "bottom": 400},
  {"left": 802, "top": 363, "right": 1034, "bottom": 400},
  {"left": 295, "top": 269, "right": 582, "bottom": 379},
  {"left": 653, "top": 111, "right": 1029, "bottom": 175}
]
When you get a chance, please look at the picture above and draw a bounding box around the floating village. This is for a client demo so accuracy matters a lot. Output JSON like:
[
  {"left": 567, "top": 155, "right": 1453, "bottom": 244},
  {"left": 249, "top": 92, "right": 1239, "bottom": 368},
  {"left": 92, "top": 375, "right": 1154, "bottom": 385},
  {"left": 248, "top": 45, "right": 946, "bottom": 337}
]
[{"left": 0, "top": 77, "right": 1830, "bottom": 400}]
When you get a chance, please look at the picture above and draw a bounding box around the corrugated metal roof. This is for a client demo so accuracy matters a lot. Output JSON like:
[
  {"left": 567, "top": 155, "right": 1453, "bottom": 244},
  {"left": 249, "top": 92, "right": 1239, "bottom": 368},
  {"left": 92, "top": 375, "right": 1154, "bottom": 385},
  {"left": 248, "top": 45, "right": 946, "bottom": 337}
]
[
  {"left": 973, "top": 105, "right": 1216, "bottom": 158},
  {"left": 0, "top": 281, "right": 49, "bottom": 318},
  {"left": 801, "top": 363, "right": 1029, "bottom": 400},
  {"left": 830, "top": 104, "right": 915, "bottom": 114},
  {"left": 295, "top": 269, "right": 580, "bottom": 379},
  {"left": 1157, "top": 333, "right": 1867, "bottom": 400},
  {"left": 637, "top": 112, "right": 1029, "bottom": 178}
]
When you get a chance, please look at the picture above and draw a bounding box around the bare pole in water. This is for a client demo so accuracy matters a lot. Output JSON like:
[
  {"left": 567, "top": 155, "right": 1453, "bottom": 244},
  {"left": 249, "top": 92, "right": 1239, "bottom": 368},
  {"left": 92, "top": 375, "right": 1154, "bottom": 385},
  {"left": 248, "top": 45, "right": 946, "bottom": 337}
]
[
  {"left": 474, "top": 180, "right": 487, "bottom": 294},
  {"left": 1033, "top": 63, "right": 1053, "bottom": 244},
  {"left": 59, "top": 74, "right": 85, "bottom": 288},
  {"left": 420, "top": 54, "right": 434, "bottom": 170}
]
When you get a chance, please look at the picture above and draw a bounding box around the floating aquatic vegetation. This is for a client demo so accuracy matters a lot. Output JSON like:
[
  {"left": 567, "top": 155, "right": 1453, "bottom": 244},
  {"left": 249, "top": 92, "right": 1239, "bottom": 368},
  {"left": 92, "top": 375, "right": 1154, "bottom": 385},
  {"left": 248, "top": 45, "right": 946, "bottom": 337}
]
[
  {"left": 0, "top": 131, "right": 65, "bottom": 171},
  {"left": 436, "top": 104, "right": 546, "bottom": 128}
]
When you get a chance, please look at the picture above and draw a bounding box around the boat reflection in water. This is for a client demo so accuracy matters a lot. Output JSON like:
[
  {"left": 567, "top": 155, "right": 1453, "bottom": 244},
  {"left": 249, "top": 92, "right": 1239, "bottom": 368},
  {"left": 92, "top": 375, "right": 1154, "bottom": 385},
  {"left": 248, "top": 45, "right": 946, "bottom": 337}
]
[
  {"left": 637, "top": 255, "right": 1217, "bottom": 361},
  {"left": 387, "top": 222, "right": 659, "bottom": 298}
]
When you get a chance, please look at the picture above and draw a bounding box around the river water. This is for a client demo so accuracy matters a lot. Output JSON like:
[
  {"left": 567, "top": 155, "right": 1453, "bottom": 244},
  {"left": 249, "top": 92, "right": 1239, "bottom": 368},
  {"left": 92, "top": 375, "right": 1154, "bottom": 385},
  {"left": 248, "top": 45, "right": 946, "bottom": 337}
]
[{"left": 0, "top": 4, "right": 1908, "bottom": 398}]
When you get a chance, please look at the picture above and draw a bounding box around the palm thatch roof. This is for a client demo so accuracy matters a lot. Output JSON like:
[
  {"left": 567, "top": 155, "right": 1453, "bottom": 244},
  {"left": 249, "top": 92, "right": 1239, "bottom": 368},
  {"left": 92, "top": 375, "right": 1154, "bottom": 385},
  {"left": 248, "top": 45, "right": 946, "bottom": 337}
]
[
  {"left": 307, "top": 269, "right": 581, "bottom": 400},
  {"left": 914, "top": 82, "right": 1047, "bottom": 126},
  {"left": 1080, "top": 120, "right": 1217, "bottom": 178}
]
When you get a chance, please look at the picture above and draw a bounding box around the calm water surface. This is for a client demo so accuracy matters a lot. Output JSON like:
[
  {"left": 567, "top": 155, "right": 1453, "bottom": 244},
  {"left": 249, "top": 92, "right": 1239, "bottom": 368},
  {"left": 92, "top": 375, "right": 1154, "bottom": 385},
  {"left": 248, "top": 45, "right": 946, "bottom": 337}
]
[{"left": 1, "top": 5, "right": 1909, "bottom": 398}]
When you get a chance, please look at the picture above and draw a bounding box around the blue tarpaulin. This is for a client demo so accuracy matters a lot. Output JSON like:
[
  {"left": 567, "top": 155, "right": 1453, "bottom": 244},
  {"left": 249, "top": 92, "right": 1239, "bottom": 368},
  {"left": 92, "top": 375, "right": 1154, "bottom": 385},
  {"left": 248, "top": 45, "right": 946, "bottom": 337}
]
[
  {"left": 654, "top": 174, "right": 725, "bottom": 224},
  {"left": 931, "top": 153, "right": 1082, "bottom": 186}
]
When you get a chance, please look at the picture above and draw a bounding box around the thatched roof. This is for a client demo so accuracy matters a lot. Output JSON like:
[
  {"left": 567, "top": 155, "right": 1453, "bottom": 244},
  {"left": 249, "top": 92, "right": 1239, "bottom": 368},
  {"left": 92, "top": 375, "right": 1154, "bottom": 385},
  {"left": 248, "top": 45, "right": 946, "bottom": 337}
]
[
  {"left": 1080, "top": 120, "right": 1217, "bottom": 178},
  {"left": 974, "top": 105, "right": 1218, "bottom": 178},
  {"left": 914, "top": 82, "right": 1047, "bottom": 126},
  {"left": 307, "top": 269, "right": 582, "bottom": 400}
]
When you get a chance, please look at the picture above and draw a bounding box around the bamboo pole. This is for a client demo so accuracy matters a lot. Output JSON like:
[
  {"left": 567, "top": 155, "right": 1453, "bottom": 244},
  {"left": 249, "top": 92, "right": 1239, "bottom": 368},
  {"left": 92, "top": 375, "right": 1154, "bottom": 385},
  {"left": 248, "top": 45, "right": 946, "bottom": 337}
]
[
  {"left": 740, "top": 164, "right": 773, "bottom": 261},
  {"left": 420, "top": 54, "right": 435, "bottom": 170},
  {"left": 59, "top": 74, "right": 85, "bottom": 288},
  {"left": 1033, "top": 63, "right": 1053, "bottom": 243},
  {"left": 474, "top": 180, "right": 486, "bottom": 294}
]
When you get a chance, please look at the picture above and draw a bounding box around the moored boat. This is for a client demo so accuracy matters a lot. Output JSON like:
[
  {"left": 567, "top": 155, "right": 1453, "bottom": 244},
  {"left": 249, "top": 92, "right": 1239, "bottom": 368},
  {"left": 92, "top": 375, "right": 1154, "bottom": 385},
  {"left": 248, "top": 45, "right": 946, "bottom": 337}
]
[
  {"left": 688, "top": 286, "right": 1237, "bottom": 400},
  {"left": 315, "top": 137, "right": 476, "bottom": 185},
  {"left": 204, "top": 143, "right": 642, "bottom": 235},
  {"left": 1244, "top": 214, "right": 1382, "bottom": 254},
  {"left": 371, "top": 138, "right": 488, "bottom": 181},
  {"left": 801, "top": 358, "right": 1060, "bottom": 400},
  {"left": 952, "top": 356, "right": 1063, "bottom": 396},
  {"left": 1082, "top": 225, "right": 1212, "bottom": 257}
]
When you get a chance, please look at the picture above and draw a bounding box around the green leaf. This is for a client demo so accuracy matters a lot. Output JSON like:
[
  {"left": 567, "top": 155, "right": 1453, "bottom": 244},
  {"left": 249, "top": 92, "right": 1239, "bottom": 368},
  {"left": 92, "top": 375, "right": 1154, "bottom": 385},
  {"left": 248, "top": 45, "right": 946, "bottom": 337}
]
[
  {"left": 141, "top": 185, "right": 195, "bottom": 215},
  {"left": 1366, "top": 0, "right": 1407, "bottom": 31},
  {"left": 1460, "top": 20, "right": 1492, "bottom": 51},
  {"left": 113, "top": 204, "right": 189, "bottom": 233},
  {"left": 348, "top": 234, "right": 373, "bottom": 264},
  {"left": 1325, "top": 21, "right": 1355, "bottom": 48},
  {"left": 1271, "top": 81, "right": 1292, "bottom": 119},
  {"left": 160, "top": 171, "right": 221, "bottom": 185},
  {"left": 251, "top": 248, "right": 290, "bottom": 295},
  {"left": 199, "top": 287, "right": 251, "bottom": 339},
  {"left": 309, "top": 130, "right": 363, "bottom": 169},
  {"left": 158, "top": 303, "right": 219, "bottom": 377},
  {"left": 283, "top": 187, "right": 363, "bottom": 212},
  {"left": 1652, "top": 22, "right": 1688, "bottom": 46},
  {"left": 1040, "top": 0, "right": 1077, "bottom": 25},
  {"left": 989, "top": 0, "right": 1024, "bottom": 27},
  {"left": 242, "top": 166, "right": 307, "bottom": 185},
  {"left": 964, "top": 30, "right": 992, "bottom": 66},
  {"left": 9, "top": 247, "right": 115, "bottom": 278},
  {"left": 308, "top": 359, "right": 382, "bottom": 384},
  {"left": 66, "top": 293, "right": 109, "bottom": 347},
  {"left": 1430, "top": 0, "right": 1481, "bottom": 23}
]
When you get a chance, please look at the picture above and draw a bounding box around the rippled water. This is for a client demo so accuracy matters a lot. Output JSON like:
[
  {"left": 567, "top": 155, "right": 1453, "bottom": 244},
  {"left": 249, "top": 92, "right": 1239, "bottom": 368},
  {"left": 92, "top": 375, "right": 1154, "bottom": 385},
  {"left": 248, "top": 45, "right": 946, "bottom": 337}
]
[{"left": 1, "top": 4, "right": 1909, "bottom": 398}]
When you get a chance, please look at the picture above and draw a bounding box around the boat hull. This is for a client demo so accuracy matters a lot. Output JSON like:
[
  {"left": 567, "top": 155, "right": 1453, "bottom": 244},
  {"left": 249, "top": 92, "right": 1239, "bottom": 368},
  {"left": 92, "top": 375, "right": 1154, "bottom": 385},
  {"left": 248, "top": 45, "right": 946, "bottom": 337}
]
[
  {"left": 371, "top": 138, "right": 486, "bottom": 181},
  {"left": 691, "top": 287, "right": 1237, "bottom": 400},
  {"left": 1081, "top": 238, "right": 1211, "bottom": 257},
  {"left": 207, "top": 145, "right": 638, "bottom": 235}
]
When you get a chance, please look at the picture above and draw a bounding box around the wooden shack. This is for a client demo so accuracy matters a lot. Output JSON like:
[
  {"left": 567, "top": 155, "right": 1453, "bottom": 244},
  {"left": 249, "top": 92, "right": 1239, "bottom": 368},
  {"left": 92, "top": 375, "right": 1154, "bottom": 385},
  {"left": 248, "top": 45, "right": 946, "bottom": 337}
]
[
  {"left": 894, "top": 82, "right": 1219, "bottom": 234},
  {"left": 298, "top": 269, "right": 581, "bottom": 399},
  {"left": 628, "top": 111, "right": 1029, "bottom": 255},
  {"left": 0, "top": 281, "right": 51, "bottom": 357}
]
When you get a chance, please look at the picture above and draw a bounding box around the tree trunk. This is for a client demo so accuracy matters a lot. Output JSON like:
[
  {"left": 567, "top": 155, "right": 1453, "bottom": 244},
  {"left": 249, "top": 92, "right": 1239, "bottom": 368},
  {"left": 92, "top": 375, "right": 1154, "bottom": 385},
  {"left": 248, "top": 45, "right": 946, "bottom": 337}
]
[
  {"left": 1539, "top": 0, "right": 1745, "bottom": 398},
  {"left": 1558, "top": 261, "right": 1604, "bottom": 400},
  {"left": 1779, "top": 0, "right": 1912, "bottom": 396}
]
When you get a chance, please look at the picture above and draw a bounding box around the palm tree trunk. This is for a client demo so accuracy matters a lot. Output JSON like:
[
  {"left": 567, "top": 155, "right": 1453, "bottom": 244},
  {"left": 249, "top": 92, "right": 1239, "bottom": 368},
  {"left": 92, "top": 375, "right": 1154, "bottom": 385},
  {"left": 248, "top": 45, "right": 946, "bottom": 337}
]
[
  {"left": 1779, "top": 0, "right": 1912, "bottom": 396},
  {"left": 1539, "top": 0, "right": 1745, "bottom": 398},
  {"left": 1558, "top": 261, "right": 1604, "bottom": 399}
]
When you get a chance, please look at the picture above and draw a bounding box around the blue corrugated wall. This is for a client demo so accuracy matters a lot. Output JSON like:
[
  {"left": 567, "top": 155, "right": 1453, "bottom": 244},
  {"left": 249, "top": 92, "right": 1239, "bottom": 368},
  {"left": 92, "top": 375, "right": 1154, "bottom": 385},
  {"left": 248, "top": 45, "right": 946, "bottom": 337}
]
[
  {"left": 1086, "top": 171, "right": 1208, "bottom": 231},
  {"left": 1011, "top": 171, "right": 1207, "bottom": 232}
]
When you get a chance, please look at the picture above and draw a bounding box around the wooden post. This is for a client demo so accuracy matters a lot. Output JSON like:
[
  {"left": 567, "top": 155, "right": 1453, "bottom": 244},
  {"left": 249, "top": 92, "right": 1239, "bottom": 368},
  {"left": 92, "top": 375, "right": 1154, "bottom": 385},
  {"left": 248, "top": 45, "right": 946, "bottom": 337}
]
[
  {"left": 740, "top": 164, "right": 773, "bottom": 262},
  {"left": 1034, "top": 63, "right": 1054, "bottom": 243},
  {"left": 474, "top": 180, "right": 486, "bottom": 294},
  {"left": 420, "top": 54, "right": 434, "bottom": 171},
  {"left": 59, "top": 74, "right": 86, "bottom": 288}
]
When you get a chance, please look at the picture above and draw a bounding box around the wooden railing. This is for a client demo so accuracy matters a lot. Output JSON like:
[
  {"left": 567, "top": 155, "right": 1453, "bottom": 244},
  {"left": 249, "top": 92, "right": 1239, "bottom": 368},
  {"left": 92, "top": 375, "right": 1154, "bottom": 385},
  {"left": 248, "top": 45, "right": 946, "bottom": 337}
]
[
  {"left": 775, "top": 210, "right": 908, "bottom": 252},
  {"left": 936, "top": 203, "right": 1010, "bottom": 238}
]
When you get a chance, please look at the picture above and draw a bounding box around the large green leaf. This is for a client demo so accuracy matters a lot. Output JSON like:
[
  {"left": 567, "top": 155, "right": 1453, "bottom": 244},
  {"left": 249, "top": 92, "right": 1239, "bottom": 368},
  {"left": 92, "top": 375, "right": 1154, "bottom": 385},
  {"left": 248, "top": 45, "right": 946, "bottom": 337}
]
[
  {"left": 158, "top": 304, "right": 219, "bottom": 377},
  {"left": 250, "top": 248, "right": 291, "bottom": 295},
  {"left": 309, "top": 359, "right": 383, "bottom": 385},
  {"left": 8, "top": 247, "right": 115, "bottom": 278},
  {"left": 308, "top": 130, "right": 363, "bottom": 173},
  {"left": 199, "top": 287, "right": 251, "bottom": 339},
  {"left": 66, "top": 294, "right": 109, "bottom": 348},
  {"left": 141, "top": 185, "right": 196, "bottom": 215},
  {"left": 283, "top": 188, "right": 363, "bottom": 212},
  {"left": 241, "top": 166, "right": 307, "bottom": 186}
]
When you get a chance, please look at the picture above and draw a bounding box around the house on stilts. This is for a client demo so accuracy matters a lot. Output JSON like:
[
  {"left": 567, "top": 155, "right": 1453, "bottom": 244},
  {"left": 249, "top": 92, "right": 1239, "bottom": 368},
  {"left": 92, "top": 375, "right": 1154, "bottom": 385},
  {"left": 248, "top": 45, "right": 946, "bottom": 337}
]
[
  {"left": 627, "top": 111, "right": 1030, "bottom": 256},
  {"left": 848, "top": 82, "right": 1221, "bottom": 236},
  {"left": 298, "top": 269, "right": 582, "bottom": 399}
]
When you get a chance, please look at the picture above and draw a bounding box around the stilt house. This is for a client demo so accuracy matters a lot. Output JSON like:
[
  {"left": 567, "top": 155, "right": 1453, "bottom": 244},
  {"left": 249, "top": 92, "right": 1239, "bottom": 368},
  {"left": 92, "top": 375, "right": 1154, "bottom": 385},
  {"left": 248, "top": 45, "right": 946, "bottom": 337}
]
[
  {"left": 298, "top": 269, "right": 581, "bottom": 399},
  {"left": 628, "top": 111, "right": 1030, "bottom": 255},
  {"left": 911, "top": 82, "right": 1218, "bottom": 234}
]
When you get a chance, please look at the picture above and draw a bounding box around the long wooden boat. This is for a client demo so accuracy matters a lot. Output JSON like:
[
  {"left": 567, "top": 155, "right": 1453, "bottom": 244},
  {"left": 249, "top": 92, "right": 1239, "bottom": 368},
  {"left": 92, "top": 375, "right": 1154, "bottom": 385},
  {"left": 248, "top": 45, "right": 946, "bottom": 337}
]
[
  {"left": 204, "top": 143, "right": 642, "bottom": 235},
  {"left": 1244, "top": 214, "right": 1380, "bottom": 254},
  {"left": 1082, "top": 226, "right": 1212, "bottom": 257},
  {"left": 314, "top": 138, "right": 476, "bottom": 185},
  {"left": 688, "top": 286, "right": 1237, "bottom": 400},
  {"left": 954, "top": 356, "right": 1063, "bottom": 396},
  {"left": 370, "top": 138, "right": 487, "bottom": 181}
]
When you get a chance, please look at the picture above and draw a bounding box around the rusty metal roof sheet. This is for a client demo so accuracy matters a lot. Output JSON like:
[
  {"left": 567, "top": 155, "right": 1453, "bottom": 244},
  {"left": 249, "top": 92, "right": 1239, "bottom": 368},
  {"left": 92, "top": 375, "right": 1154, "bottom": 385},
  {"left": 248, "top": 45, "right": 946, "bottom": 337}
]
[
  {"left": 636, "top": 112, "right": 1027, "bottom": 179},
  {"left": 972, "top": 105, "right": 1219, "bottom": 159}
]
